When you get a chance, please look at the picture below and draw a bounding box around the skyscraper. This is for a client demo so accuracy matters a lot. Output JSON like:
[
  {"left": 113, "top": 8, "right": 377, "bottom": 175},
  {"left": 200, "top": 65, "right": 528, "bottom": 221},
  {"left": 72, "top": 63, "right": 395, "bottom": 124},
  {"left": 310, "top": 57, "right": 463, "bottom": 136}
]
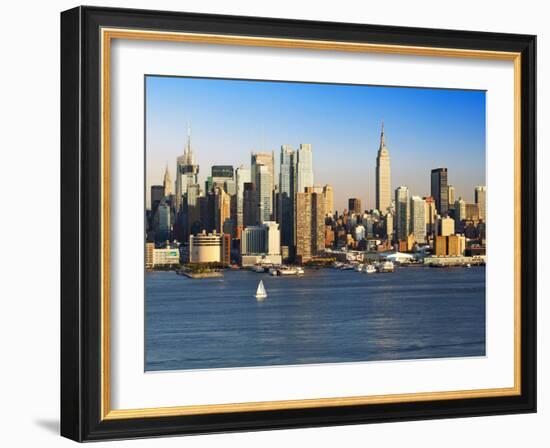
[
  {"left": 475, "top": 186, "right": 487, "bottom": 221},
  {"left": 255, "top": 164, "right": 272, "bottom": 223},
  {"left": 211, "top": 165, "right": 235, "bottom": 194},
  {"left": 278, "top": 145, "right": 296, "bottom": 248},
  {"left": 242, "top": 182, "right": 256, "bottom": 227},
  {"left": 447, "top": 185, "right": 456, "bottom": 210},
  {"left": 296, "top": 143, "right": 314, "bottom": 193},
  {"left": 348, "top": 198, "right": 362, "bottom": 215},
  {"left": 376, "top": 122, "right": 392, "bottom": 213},
  {"left": 455, "top": 197, "right": 466, "bottom": 221},
  {"left": 175, "top": 125, "right": 199, "bottom": 212},
  {"left": 323, "top": 185, "right": 334, "bottom": 216},
  {"left": 295, "top": 187, "right": 325, "bottom": 263},
  {"left": 395, "top": 186, "right": 410, "bottom": 241},
  {"left": 214, "top": 186, "right": 231, "bottom": 234},
  {"left": 163, "top": 165, "right": 172, "bottom": 197},
  {"left": 431, "top": 168, "right": 449, "bottom": 215},
  {"left": 251, "top": 151, "right": 274, "bottom": 219},
  {"left": 410, "top": 196, "right": 426, "bottom": 243},
  {"left": 235, "top": 165, "right": 251, "bottom": 229},
  {"left": 424, "top": 196, "right": 436, "bottom": 236}
]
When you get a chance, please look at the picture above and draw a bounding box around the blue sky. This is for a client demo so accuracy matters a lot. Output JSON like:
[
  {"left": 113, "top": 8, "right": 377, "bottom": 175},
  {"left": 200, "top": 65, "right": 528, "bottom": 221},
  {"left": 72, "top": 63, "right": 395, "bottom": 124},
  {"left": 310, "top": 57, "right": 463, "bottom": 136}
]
[{"left": 146, "top": 76, "right": 486, "bottom": 211}]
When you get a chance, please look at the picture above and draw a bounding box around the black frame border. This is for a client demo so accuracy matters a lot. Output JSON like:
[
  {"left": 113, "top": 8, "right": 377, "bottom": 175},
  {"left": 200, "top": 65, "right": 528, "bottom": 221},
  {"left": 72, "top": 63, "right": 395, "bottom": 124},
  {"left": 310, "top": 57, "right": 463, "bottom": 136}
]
[{"left": 61, "top": 6, "right": 536, "bottom": 442}]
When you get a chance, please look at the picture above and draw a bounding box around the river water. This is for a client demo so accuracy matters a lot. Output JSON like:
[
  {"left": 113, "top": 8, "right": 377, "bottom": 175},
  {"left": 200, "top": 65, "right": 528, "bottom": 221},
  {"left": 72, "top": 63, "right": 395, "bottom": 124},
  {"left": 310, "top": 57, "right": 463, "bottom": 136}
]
[{"left": 145, "top": 266, "right": 485, "bottom": 371}]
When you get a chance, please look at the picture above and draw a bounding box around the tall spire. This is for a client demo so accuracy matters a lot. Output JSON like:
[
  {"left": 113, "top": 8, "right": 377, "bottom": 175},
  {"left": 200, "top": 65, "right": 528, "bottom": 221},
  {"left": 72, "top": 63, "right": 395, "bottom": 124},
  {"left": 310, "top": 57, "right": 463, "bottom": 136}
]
[
  {"left": 184, "top": 121, "right": 194, "bottom": 165},
  {"left": 379, "top": 120, "right": 386, "bottom": 151}
]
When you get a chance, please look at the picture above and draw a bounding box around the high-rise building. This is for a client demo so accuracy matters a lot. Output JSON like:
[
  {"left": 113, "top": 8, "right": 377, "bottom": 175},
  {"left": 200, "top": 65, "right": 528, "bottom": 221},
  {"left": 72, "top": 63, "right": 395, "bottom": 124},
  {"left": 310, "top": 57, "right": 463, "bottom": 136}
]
[
  {"left": 295, "top": 187, "right": 325, "bottom": 263},
  {"left": 240, "top": 221, "right": 282, "bottom": 266},
  {"left": 255, "top": 164, "right": 272, "bottom": 223},
  {"left": 153, "top": 201, "right": 171, "bottom": 242},
  {"left": 214, "top": 187, "right": 231, "bottom": 234},
  {"left": 448, "top": 185, "right": 456, "bottom": 210},
  {"left": 465, "top": 203, "right": 480, "bottom": 221},
  {"left": 475, "top": 186, "right": 487, "bottom": 221},
  {"left": 163, "top": 165, "right": 172, "bottom": 197},
  {"left": 251, "top": 152, "right": 274, "bottom": 220},
  {"left": 296, "top": 144, "right": 314, "bottom": 193},
  {"left": 242, "top": 182, "right": 257, "bottom": 227},
  {"left": 395, "top": 186, "right": 410, "bottom": 241},
  {"left": 175, "top": 125, "right": 199, "bottom": 212},
  {"left": 455, "top": 197, "right": 466, "bottom": 221},
  {"left": 410, "top": 195, "right": 426, "bottom": 243},
  {"left": 438, "top": 216, "right": 455, "bottom": 236},
  {"left": 375, "top": 122, "right": 392, "bottom": 213},
  {"left": 278, "top": 145, "right": 296, "bottom": 248},
  {"left": 431, "top": 168, "right": 449, "bottom": 216},
  {"left": 323, "top": 185, "right": 334, "bottom": 216},
  {"left": 235, "top": 165, "right": 251, "bottom": 229},
  {"left": 211, "top": 165, "right": 235, "bottom": 194},
  {"left": 424, "top": 196, "right": 436, "bottom": 236},
  {"left": 150, "top": 185, "right": 165, "bottom": 212},
  {"left": 348, "top": 198, "right": 362, "bottom": 215}
]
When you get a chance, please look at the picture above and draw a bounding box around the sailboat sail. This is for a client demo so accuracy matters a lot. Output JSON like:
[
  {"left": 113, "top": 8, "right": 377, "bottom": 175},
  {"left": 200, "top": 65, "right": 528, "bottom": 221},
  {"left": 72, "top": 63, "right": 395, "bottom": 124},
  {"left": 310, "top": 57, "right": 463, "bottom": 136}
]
[{"left": 255, "top": 280, "right": 267, "bottom": 299}]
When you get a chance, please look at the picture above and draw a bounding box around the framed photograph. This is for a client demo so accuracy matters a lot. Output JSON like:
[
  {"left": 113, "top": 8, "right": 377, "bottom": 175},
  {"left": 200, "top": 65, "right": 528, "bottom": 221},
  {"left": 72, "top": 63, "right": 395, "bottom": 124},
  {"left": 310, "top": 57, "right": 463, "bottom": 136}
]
[{"left": 60, "top": 6, "right": 536, "bottom": 441}]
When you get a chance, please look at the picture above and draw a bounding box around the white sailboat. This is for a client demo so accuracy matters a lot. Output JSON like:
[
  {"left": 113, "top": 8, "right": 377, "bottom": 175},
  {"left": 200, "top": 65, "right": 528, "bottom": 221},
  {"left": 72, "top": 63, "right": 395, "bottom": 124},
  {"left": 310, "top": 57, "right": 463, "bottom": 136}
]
[{"left": 255, "top": 280, "right": 267, "bottom": 299}]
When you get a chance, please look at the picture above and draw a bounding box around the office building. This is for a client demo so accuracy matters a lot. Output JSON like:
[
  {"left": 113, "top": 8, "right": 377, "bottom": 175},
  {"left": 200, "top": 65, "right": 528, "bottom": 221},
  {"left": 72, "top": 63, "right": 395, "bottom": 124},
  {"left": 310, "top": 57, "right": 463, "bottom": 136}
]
[
  {"left": 431, "top": 168, "right": 449, "bottom": 215},
  {"left": 255, "top": 164, "right": 272, "bottom": 223},
  {"left": 175, "top": 124, "right": 199, "bottom": 212},
  {"left": 235, "top": 165, "right": 251, "bottom": 229},
  {"left": 211, "top": 165, "right": 235, "bottom": 194},
  {"left": 323, "top": 184, "right": 334, "bottom": 216},
  {"left": 447, "top": 185, "right": 456, "bottom": 210},
  {"left": 348, "top": 198, "right": 362, "bottom": 215},
  {"left": 278, "top": 145, "right": 296, "bottom": 248},
  {"left": 295, "top": 187, "right": 326, "bottom": 263},
  {"left": 438, "top": 216, "right": 455, "bottom": 236},
  {"left": 251, "top": 151, "right": 275, "bottom": 213},
  {"left": 424, "top": 196, "right": 436, "bottom": 236},
  {"left": 163, "top": 165, "right": 172, "bottom": 197},
  {"left": 395, "top": 186, "right": 410, "bottom": 241},
  {"left": 241, "top": 221, "right": 282, "bottom": 266},
  {"left": 410, "top": 195, "right": 426, "bottom": 243},
  {"left": 214, "top": 187, "right": 231, "bottom": 234},
  {"left": 296, "top": 143, "right": 314, "bottom": 193},
  {"left": 242, "top": 182, "right": 257, "bottom": 227},
  {"left": 188, "top": 231, "right": 224, "bottom": 263},
  {"left": 475, "top": 186, "right": 487, "bottom": 221}
]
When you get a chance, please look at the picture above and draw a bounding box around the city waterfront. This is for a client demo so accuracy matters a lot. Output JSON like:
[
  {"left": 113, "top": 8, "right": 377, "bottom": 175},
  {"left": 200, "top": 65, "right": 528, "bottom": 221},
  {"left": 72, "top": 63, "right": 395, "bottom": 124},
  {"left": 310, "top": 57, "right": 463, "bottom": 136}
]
[{"left": 145, "top": 266, "right": 485, "bottom": 371}]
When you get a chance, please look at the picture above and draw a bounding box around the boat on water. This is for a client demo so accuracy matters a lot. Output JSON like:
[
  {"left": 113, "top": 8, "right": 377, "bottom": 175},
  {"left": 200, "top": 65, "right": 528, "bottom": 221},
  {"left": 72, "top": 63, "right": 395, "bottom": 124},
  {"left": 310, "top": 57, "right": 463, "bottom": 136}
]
[
  {"left": 255, "top": 280, "right": 267, "bottom": 299},
  {"left": 364, "top": 265, "right": 377, "bottom": 274},
  {"left": 377, "top": 261, "right": 395, "bottom": 273},
  {"left": 354, "top": 263, "right": 364, "bottom": 272}
]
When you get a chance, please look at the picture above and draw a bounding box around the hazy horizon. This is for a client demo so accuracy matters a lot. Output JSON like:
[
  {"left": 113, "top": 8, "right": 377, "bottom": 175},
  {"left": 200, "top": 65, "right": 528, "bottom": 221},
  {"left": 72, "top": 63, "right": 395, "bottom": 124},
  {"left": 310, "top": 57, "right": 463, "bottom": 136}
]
[{"left": 146, "top": 75, "right": 486, "bottom": 211}]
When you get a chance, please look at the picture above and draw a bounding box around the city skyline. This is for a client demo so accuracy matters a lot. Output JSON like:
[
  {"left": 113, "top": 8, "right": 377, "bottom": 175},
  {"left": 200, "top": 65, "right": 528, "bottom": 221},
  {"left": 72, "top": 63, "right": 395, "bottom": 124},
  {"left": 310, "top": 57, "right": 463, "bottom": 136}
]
[{"left": 146, "top": 76, "right": 486, "bottom": 211}]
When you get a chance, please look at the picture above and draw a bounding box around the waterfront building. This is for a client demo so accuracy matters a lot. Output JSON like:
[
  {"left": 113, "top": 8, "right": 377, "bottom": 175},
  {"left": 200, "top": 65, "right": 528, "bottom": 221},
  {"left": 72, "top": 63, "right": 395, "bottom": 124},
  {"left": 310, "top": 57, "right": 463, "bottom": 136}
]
[
  {"left": 241, "top": 221, "right": 282, "bottom": 266},
  {"left": 475, "top": 186, "right": 487, "bottom": 221},
  {"left": 175, "top": 125, "right": 199, "bottom": 212},
  {"left": 145, "top": 242, "right": 154, "bottom": 269},
  {"left": 447, "top": 234, "right": 466, "bottom": 256},
  {"left": 348, "top": 198, "right": 362, "bottom": 215},
  {"left": 323, "top": 184, "right": 334, "bottom": 216},
  {"left": 242, "top": 182, "right": 257, "bottom": 227},
  {"left": 410, "top": 195, "right": 426, "bottom": 243},
  {"left": 188, "top": 231, "right": 224, "bottom": 263},
  {"left": 375, "top": 122, "right": 392, "bottom": 213},
  {"left": 278, "top": 145, "right": 297, "bottom": 248},
  {"left": 395, "top": 186, "right": 410, "bottom": 242},
  {"left": 434, "top": 235, "right": 447, "bottom": 256},
  {"left": 431, "top": 168, "right": 449, "bottom": 215},
  {"left": 255, "top": 164, "right": 273, "bottom": 223},
  {"left": 296, "top": 143, "right": 314, "bottom": 193},
  {"left": 235, "top": 165, "right": 251, "bottom": 229},
  {"left": 438, "top": 215, "right": 455, "bottom": 237},
  {"left": 295, "top": 187, "right": 326, "bottom": 263}
]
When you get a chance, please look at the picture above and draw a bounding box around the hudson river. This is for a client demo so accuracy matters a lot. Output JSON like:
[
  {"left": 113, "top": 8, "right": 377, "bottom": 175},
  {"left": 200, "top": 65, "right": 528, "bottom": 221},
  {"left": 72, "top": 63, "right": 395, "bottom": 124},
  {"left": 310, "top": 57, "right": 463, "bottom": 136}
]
[{"left": 145, "top": 266, "right": 485, "bottom": 371}]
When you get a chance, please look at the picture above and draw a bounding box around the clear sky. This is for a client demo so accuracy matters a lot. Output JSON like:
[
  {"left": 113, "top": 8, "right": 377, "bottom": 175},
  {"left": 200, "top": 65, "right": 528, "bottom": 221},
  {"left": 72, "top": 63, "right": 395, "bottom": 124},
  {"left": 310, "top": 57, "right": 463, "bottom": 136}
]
[{"left": 146, "top": 75, "right": 486, "bottom": 212}]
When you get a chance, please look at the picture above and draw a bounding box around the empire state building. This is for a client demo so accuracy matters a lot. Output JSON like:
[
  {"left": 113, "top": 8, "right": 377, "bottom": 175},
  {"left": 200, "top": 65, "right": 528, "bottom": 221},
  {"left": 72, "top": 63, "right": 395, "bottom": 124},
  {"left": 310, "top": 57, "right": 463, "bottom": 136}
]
[{"left": 375, "top": 122, "right": 392, "bottom": 213}]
